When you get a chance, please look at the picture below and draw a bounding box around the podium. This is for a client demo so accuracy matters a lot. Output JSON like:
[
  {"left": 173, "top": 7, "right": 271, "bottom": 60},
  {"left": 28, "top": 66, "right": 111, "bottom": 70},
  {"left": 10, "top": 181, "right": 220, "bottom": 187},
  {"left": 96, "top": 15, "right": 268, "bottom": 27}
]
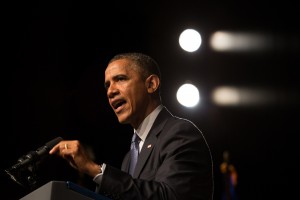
[{"left": 20, "top": 181, "right": 111, "bottom": 200}]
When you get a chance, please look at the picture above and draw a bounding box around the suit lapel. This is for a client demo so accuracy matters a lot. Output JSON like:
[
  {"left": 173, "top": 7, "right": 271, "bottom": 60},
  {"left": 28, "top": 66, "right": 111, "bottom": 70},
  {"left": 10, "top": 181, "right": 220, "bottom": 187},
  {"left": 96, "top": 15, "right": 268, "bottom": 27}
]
[
  {"left": 133, "top": 108, "right": 171, "bottom": 177},
  {"left": 121, "top": 151, "right": 131, "bottom": 172}
]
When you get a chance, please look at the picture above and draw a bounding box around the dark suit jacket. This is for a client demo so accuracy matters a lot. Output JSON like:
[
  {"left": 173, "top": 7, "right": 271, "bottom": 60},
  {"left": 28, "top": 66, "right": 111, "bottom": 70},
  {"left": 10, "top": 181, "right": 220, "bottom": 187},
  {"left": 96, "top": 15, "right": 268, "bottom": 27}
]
[{"left": 99, "top": 107, "right": 213, "bottom": 200}]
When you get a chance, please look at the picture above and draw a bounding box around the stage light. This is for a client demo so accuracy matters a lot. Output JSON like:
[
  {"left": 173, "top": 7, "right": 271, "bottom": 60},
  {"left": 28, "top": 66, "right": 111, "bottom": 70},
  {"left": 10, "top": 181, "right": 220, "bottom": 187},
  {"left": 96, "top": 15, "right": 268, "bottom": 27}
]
[
  {"left": 176, "top": 83, "right": 200, "bottom": 108},
  {"left": 179, "top": 29, "right": 202, "bottom": 52}
]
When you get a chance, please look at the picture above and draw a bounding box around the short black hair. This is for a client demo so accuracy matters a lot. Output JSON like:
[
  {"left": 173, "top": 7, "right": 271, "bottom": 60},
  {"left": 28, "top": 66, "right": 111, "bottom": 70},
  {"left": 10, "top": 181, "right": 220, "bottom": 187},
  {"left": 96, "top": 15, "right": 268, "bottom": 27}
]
[{"left": 108, "top": 52, "right": 161, "bottom": 81}]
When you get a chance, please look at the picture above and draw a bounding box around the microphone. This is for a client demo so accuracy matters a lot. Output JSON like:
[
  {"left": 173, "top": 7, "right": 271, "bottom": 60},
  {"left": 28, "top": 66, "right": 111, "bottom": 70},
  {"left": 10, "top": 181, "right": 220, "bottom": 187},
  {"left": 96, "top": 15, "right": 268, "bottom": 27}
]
[
  {"left": 9, "top": 137, "right": 63, "bottom": 170},
  {"left": 5, "top": 136, "right": 63, "bottom": 188}
]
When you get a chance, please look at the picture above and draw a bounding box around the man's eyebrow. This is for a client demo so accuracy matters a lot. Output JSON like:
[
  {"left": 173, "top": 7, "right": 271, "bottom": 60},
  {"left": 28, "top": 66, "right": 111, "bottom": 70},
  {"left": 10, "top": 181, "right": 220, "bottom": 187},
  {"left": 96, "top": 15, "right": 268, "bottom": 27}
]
[{"left": 104, "top": 74, "right": 128, "bottom": 89}]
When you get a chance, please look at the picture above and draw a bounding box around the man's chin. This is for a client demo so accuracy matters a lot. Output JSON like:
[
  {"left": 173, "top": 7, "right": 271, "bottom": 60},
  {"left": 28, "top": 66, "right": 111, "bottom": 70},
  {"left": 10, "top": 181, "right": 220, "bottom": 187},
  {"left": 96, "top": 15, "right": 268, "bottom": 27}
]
[{"left": 116, "top": 114, "right": 129, "bottom": 124}]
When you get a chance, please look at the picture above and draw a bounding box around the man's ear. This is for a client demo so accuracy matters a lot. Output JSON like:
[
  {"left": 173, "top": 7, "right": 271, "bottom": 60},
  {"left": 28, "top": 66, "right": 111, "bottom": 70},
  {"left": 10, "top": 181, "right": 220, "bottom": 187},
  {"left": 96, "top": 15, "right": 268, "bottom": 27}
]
[{"left": 146, "top": 75, "right": 160, "bottom": 93}]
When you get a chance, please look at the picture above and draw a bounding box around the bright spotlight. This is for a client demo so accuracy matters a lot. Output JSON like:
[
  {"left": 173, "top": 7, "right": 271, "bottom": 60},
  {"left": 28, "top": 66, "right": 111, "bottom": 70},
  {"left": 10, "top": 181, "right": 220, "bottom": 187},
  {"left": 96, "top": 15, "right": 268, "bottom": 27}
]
[
  {"left": 210, "top": 31, "right": 271, "bottom": 52},
  {"left": 212, "top": 86, "right": 240, "bottom": 106},
  {"left": 176, "top": 83, "right": 200, "bottom": 107},
  {"left": 212, "top": 86, "right": 276, "bottom": 106},
  {"left": 179, "top": 29, "right": 202, "bottom": 52}
]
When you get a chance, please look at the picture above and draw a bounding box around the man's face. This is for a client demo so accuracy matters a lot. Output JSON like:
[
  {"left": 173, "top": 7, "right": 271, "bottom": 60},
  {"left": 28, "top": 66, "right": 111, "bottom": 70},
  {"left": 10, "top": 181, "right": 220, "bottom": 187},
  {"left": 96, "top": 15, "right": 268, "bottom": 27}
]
[{"left": 104, "top": 59, "right": 149, "bottom": 128}]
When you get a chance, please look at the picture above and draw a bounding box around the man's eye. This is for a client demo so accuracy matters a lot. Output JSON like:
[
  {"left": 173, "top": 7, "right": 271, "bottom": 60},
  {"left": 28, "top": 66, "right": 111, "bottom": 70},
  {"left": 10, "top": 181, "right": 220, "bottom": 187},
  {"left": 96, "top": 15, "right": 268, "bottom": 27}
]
[
  {"left": 117, "top": 76, "right": 127, "bottom": 81},
  {"left": 104, "top": 83, "right": 109, "bottom": 90}
]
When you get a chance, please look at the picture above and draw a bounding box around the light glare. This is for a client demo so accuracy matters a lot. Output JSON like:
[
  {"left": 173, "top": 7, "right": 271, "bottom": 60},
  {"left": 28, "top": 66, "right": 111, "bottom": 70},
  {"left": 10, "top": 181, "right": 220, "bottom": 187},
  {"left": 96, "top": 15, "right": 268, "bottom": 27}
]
[
  {"left": 176, "top": 83, "right": 200, "bottom": 107},
  {"left": 179, "top": 29, "right": 202, "bottom": 52},
  {"left": 210, "top": 31, "right": 271, "bottom": 52}
]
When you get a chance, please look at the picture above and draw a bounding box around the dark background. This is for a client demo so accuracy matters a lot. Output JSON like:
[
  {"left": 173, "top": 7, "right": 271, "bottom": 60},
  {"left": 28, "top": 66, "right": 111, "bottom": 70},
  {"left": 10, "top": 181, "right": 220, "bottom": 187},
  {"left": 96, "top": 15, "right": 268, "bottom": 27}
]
[{"left": 4, "top": 1, "right": 299, "bottom": 199}]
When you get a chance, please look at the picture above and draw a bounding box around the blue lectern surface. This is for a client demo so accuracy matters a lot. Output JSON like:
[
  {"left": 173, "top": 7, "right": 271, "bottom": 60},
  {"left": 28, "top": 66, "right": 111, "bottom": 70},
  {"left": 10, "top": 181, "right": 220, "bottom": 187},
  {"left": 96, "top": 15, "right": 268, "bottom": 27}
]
[
  {"left": 66, "top": 181, "right": 111, "bottom": 200},
  {"left": 20, "top": 181, "right": 111, "bottom": 200}
]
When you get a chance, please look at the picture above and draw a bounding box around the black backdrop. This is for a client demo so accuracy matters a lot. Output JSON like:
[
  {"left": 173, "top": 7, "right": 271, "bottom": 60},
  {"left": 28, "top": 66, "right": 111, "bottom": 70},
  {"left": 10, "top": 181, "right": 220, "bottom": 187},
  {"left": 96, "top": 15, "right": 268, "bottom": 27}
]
[{"left": 5, "top": 1, "right": 299, "bottom": 199}]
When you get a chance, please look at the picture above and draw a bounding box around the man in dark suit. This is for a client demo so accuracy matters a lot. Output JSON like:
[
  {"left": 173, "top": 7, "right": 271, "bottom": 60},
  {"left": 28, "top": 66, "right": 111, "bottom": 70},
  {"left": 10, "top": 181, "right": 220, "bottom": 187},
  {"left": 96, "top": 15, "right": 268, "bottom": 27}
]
[{"left": 50, "top": 52, "right": 214, "bottom": 199}]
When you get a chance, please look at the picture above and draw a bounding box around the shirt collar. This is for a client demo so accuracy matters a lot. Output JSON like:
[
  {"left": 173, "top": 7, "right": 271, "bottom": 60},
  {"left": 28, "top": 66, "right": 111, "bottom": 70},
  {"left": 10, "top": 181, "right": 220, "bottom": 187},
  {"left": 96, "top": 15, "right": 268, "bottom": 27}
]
[{"left": 134, "top": 104, "right": 163, "bottom": 142}]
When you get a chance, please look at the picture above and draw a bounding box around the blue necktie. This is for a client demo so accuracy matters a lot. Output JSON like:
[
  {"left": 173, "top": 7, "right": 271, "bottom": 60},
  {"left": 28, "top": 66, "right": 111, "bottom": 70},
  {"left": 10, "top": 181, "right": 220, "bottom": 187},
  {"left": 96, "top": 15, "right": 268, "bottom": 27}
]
[{"left": 129, "top": 133, "right": 141, "bottom": 176}]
